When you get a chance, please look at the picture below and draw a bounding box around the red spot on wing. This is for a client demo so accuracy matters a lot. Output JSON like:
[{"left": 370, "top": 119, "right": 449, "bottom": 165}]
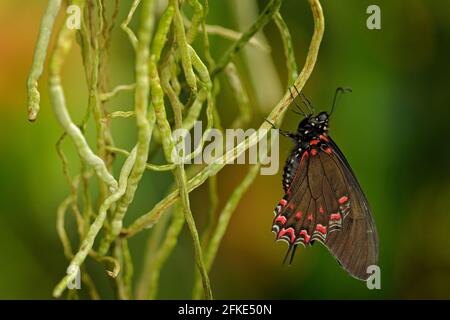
[
  {"left": 319, "top": 134, "right": 329, "bottom": 142},
  {"left": 338, "top": 196, "right": 349, "bottom": 204},
  {"left": 311, "top": 149, "right": 317, "bottom": 156},
  {"left": 274, "top": 216, "right": 287, "bottom": 224},
  {"left": 307, "top": 214, "right": 313, "bottom": 221},
  {"left": 310, "top": 140, "right": 320, "bottom": 146},
  {"left": 315, "top": 224, "right": 327, "bottom": 234},
  {"left": 278, "top": 228, "right": 295, "bottom": 243},
  {"left": 319, "top": 206, "right": 324, "bottom": 214},
  {"left": 295, "top": 211, "right": 303, "bottom": 220},
  {"left": 288, "top": 203, "right": 295, "bottom": 210},
  {"left": 299, "top": 230, "right": 311, "bottom": 243},
  {"left": 330, "top": 213, "right": 341, "bottom": 220},
  {"left": 324, "top": 147, "right": 332, "bottom": 154},
  {"left": 279, "top": 199, "right": 287, "bottom": 206}
]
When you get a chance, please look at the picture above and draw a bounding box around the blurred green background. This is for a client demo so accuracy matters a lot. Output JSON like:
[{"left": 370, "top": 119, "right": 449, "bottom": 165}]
[{"left": 1, "top": 0, "right": 450, "bottom": 299}]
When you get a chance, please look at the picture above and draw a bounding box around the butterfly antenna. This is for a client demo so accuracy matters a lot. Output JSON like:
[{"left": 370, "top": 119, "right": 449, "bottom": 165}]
[
  {"left": 330, "top": 86, "right": 352, "bottom": 116},
  {"left": 289, "top": 87, "right": 307, "bottom": 117},
  {"left": 289, "top": 244, "right": 298, "bottom": 265},
  {"left": 282, "top": 245, "right": 294, "bottom": 266}
]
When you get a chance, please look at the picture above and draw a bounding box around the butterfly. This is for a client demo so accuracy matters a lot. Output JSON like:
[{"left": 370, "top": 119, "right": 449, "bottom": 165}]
[{"left": 269, "top": 87, "right": 379, "bottom": 280}]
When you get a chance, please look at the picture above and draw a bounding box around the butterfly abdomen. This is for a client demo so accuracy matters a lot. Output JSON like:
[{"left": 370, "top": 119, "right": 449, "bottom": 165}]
[{"left": 282, "top": 148, "right": 301, "bottom": 192}]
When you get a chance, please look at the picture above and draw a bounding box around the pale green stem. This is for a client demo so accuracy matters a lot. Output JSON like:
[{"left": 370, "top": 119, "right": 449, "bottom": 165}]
[
  {"left": 212, "top": 0, "right": 282, "bottom": 76},
  {"left": 53, "top": 148, "right": 136, "bottom": 298},
  {"left": 114, "top": 239, "right": 134, "bottom": 299},
  {"left": 200, "top": 175, "right": 218, "bottom": 250},
  {"left": 135, "top": 209, "right": 172, "bottom": 300},
  {"left": 27, "top": 0, "right": 62, "bottom": 121},
  {"left": 179, "top": 45, "right": 213, "bottom": 163},
  {"left": 186, "top": 0, "right": 203, "bottom": 43},
  {"left": 171, "top": 0, "right": 197, "bottom": 94},
  {"left": 274, "top": 12, "right": 298, "bottom": 85},
  {"left": 106, "top": 146, "right": 176, "bottom": 171},
  {"left": 90, "top": 252, "right": 121, "bottom": 278},
  {"left": 56, "top": 199, "right": 101, "bottom": 303},
  {"left": 121, "top": 239, "right": 134, "bottom": 299},
  {"left": 182, "top": 89, "right": 207, "bottom": 131},
  {"left": 121, "top": 0, "right": 141, "bottom": 50},
  {"left": 98, "top": 0, "right": 156, "bottom": 255},
  {"left": 100, "top": 83, "right": 136, "bottom": 102},
  {"left": 183, "top": 19, "right": 270, "bottom": 52},
  {"left": 48, "top": 4, "right": 117, "bottom": 193},
  {"left": 146, "top": 202, "right": 185, "bottom": 299},
  {"left": 149, "top": 48, "right": 213, "bottom": 298},
  {"left": 107, "top": 111, "right": 135, "bottom": 119},
  {"left": 56, "top": 136, "right": 84, "bottom": 236},
  {"left": 227, "top": 63, "right": 251, "bottom": 129},
  {"left": 56, "top": 195, "right": 75, "bottom": 259},
  {"left": 151, "top": 4, "right": 175, "bottom": 61},
  {"left": 161, "top": 61, "right": 185, "bottom": 114},
  {"left": 80, "top": 267, "right": 101, "bottom": 300},
  {"left": 90, "top": 0, "right": 109, "bottom": 201},
  {"left": 192, "top": 163, "right": 261, "bottom": 299}
]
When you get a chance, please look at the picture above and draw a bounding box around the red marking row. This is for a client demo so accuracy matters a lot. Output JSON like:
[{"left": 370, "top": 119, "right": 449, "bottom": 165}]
[
  {"left": 299, "top": 230, "right": 311, "bottom": 243},
  {"left": 330, "top": 213, "right": 341, "bottom": 220},
  {"left": 315, "top": 224, "right": 327, "bottom": 234},
  {"left": 310, "top": 140, "right": 320, "bottom": 146},
  {"left": 278, "top": 228, "right": 295, "bottom": 243},
  {"left": 274, "top": 215, "right": 287, "bottom": 224},
  {"left": 311, "top": 149, "right": 318, "bottom": 156},
  {"left": 338, "top": 196, "right": 349, "bottom": 204},
  {"left": 277, "top": 225, "right": 329, "bottom": 244}
]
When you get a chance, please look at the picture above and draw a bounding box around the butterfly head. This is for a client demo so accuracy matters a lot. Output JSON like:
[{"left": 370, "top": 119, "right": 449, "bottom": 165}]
[
  {"left": 297, "top": 111, "right": 329, "bottom": 135},
  {"left": 312, "top": 112, "right": 329, "bottom": 126}
]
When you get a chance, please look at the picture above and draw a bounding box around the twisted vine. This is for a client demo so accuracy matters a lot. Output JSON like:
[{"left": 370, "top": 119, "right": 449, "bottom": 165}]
[{"left": 26, "top": 0, "right": 324, "bottom": 299}]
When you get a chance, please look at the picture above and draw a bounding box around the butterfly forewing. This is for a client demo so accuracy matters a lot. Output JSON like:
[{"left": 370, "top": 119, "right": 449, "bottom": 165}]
[{"left": 323, "top": 138, "right": 379, "bottom": 280}]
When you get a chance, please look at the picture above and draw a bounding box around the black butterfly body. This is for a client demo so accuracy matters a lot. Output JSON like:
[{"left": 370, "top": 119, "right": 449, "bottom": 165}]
[{"left": 272, "top": 107, "right": 379, "bottom": 281}]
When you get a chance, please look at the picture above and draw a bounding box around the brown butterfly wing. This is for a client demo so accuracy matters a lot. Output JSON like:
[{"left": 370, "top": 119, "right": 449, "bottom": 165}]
[
  {"left": 272, "top": 137, "right": 379, "bottom": 280},
  {"left": 323, "top": 138, "right": 379, "bottom": 280}
]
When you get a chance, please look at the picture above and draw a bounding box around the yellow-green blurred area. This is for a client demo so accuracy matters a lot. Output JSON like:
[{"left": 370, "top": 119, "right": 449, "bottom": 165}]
[{"left": 1, "top": 0, "right": 450, "bottom": 299}]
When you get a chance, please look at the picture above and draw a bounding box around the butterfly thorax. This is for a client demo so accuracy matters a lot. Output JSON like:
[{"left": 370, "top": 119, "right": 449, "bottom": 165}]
[{"left": 282, "top": 112, "right": 330, "bottom": 192}]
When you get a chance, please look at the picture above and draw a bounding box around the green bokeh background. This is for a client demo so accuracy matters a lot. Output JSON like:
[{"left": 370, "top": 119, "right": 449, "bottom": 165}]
[{"left": 1, "top": 0, "right": 449, "bottom": 299}]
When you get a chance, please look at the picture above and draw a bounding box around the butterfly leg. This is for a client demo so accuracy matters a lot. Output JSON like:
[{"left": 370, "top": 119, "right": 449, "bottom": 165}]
[{"left": 265, "top": 119, "right": 296, "bottom": 138}]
